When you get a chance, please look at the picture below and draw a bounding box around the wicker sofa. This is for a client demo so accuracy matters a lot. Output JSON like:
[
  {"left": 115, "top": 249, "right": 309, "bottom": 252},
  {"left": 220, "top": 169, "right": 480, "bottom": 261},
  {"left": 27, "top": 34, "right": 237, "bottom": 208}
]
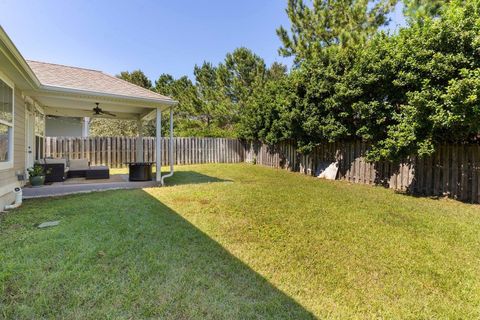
[
  {"left": 67, "top": 159, "right": 90, "bottom": 178},
  {"left": 67, "top": 159, "right": 110, "bottom": 180},
  {"left": 37, "top": 158, "right": 69, "bottom": 183},
  {"left": 36, "top": 158, "right": 110, "bottom": 182}
]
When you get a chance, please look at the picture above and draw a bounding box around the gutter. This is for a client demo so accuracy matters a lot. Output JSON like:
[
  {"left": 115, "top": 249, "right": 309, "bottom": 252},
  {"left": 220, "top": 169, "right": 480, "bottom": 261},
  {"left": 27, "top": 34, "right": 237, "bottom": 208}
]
[{"left": 39, "top": 84, "right": 179, "bottom": 107}]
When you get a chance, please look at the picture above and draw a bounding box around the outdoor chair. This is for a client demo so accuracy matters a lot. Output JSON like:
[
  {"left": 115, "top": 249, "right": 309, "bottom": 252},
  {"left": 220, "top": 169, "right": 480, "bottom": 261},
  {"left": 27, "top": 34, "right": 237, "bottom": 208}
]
[
  {"left": 67, "top": 159, "right": 90, "bottom": 178},
  {"left": 67, "top": 159, "right": 110, "bottom": 179},
  {"left": 37, "top": 158, "right": 69, "bottom": 183}
]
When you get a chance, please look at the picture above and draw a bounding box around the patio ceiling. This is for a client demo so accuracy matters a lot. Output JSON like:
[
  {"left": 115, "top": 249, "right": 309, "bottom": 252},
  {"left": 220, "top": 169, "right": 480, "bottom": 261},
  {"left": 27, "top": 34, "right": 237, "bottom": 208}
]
[{"left": 26, "top": 89, "right": 169, "bottom": 120}]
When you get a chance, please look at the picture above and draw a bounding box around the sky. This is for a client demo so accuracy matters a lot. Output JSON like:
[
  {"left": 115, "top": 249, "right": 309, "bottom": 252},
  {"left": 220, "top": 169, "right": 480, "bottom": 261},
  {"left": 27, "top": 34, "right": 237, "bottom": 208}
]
[{"left": 0, "top": 0, "right": 406, "bottom": 82}]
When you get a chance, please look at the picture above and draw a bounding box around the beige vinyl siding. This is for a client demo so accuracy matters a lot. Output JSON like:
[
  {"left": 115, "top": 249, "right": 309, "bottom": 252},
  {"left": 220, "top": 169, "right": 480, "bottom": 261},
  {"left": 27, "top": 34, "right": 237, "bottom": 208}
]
[
  {"left": 13, "top": 89, "right": 26, "bottom": 172},
  {"left": 0, "top": 88, "right": 26, "bottom": 210}
]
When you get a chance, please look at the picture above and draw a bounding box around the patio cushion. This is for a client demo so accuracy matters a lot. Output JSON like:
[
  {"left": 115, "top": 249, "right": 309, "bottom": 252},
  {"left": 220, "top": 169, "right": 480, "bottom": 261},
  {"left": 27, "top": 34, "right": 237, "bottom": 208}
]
[
  {"left": 38, "top": 158, "right": 68, "bottom": 167},
  {"left": 69, "top": 159, "right": 89, "bottom": 170},
  {"left": 36, "top": 159, "right": 69, "bottom": 183}
]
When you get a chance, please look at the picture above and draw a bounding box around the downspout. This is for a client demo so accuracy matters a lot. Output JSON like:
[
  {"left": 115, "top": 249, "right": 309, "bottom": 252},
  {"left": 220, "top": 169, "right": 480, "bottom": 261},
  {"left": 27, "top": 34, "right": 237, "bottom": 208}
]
[
  {"left": 155, "top": 107, "right": 162, "bottom": 182},
  {"left": 4, "top": 187, "right": 23, "bottom": 210},
  {"left": 161, "top": 107, "right": 174, "bottom": 186}
]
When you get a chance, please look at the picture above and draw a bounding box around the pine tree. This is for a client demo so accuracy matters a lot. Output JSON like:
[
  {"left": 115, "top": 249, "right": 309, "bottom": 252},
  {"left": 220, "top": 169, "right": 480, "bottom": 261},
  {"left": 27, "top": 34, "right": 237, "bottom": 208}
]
[
  {"left": 276, "top": 0, "right": 397, "bottom": 63},
  {"left": 403, "top": 0, "right": 453, "bottom": 21},
  {"left": 117, "top": 70, "right": 152, "bottom": 89}
]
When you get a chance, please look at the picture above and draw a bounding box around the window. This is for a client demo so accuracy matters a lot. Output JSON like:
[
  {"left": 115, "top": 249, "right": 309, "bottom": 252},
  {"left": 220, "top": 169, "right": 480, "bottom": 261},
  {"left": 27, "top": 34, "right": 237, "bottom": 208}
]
[{"left": 0, "top": 74, "right": 14, "bottom": 170}]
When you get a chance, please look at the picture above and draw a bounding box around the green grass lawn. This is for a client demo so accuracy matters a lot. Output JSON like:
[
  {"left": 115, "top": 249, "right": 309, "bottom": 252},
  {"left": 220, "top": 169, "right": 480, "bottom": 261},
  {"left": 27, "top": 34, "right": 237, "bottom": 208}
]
[{"left": 2, "top": 164, "right": 480, "bottom": 319}]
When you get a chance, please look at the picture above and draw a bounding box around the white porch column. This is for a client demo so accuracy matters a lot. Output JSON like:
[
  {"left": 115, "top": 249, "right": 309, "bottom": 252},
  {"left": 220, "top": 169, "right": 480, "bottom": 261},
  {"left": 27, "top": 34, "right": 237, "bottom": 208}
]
[
  {"left": 155, "top": 108, "right": 162, "bottom": 182},
  {"left": 136, "top": 119, "right": 143, "bottom": 162},
  {"left": 82, "top": 117, "right": 90, "bottom": 137}
]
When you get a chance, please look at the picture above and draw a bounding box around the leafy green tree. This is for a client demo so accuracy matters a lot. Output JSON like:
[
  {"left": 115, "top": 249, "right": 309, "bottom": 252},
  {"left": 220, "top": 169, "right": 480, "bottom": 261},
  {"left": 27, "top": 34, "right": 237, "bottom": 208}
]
[
  {"left": 155, "top": 74, "right": 199, "bottom": 116},
  {"left": 403, "top": 0, "right": 450, "bottom": 20},
  {"left": 363, "top": 0, "right": 480, "bottom": 160},
  {"left": 238, "top": 75, "right": 296, "bottom": 142},
  {"left": 217, "top": 47, "right": 268, "bottom": 132},
  {"left": 90, "top": 70, "right": 153, "bottom": 136},
  {"left": 276, "top": 0, "right": 397, "bottom": 63},
  {"left": 194, "top": 62, "right": 225, "bottom": 130},
  {"left": 266, "top": 62, "right": 288, "bottom": 80},
  {"left": 154, "top": 73, "right": 175, "bottom": 90},
  {"left": 273, "top": 46, "right": 361, "bottom": 153},
  {"left": 117, "top": 70, "right": 152, "bottom": 89},
  {"left": 237, "top": 62, "right": 290, "bottom": 141},
  {"left": 249, "top": 0, "right": 480, "bottom": 162},
  {"left": 219, "top": 48, "right": 267, "bottom": 103},
  {"left": 154, "top": 74, "right": 203, "bottom": 136},
  {"left": 89, "top": 119, "right": 139, "bottom": 137}
]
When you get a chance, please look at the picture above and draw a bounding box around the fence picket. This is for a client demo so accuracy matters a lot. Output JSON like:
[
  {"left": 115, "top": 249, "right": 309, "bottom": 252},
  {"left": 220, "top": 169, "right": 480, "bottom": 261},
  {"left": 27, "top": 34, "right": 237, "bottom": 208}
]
[{"left": 42, "top": 137, "right": 480, "bottom": 203}]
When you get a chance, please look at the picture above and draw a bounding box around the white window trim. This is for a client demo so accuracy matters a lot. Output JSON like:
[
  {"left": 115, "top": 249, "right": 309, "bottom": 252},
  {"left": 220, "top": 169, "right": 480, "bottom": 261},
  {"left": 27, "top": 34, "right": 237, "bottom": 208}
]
[{"left": 0, "top": 70, "right": 14, "bottom": 171}]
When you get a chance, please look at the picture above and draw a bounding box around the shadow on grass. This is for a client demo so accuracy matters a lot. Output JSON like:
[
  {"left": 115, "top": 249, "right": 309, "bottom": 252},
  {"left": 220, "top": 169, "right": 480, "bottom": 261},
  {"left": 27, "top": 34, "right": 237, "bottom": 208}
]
[
  {"left": 1, "top": 189, "right": 313, "bottom": 319},
  {"left": 161, "top": 170, "right": 232, "bottom": 186}
]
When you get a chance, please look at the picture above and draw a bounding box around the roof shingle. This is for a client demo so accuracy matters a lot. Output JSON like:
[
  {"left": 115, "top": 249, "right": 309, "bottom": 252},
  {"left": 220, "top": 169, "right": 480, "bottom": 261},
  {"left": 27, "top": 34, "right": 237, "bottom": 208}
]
[{"left": 27, "top": 60, "right": 173, "bottom": 102}]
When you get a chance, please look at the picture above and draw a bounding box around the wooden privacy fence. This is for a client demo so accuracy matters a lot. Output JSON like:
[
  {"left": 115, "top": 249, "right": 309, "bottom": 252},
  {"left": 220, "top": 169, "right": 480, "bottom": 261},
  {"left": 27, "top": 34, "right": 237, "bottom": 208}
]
[
  {"left": 245, "top": 141, "right": 480, "bottom": 203},
  {"left": 44, "top": 137, "right": 245, "bottom": 168},
  {"left": 44, "top": 137, "right": 480, "bottom": 203}
]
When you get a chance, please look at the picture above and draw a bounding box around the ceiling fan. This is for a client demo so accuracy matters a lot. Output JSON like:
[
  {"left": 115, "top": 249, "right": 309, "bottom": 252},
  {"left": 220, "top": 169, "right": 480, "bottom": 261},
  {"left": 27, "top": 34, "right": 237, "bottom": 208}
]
[{"left": 92, "top": 103, "right": 116, "bottom": 117}]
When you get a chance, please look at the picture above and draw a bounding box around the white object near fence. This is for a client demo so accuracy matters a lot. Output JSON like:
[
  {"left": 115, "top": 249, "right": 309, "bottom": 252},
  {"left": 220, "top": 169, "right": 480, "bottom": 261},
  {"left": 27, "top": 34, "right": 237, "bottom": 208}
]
[
  {"left": 316, "top": 161, "right": 339, "bottom": 180},
  {"left": 44, "top": 137, "right": 480, "bottom": 203}
]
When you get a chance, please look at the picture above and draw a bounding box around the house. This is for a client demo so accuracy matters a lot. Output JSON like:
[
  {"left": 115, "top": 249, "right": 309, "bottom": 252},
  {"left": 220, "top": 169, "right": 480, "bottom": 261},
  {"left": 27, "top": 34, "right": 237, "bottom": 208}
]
[{"left": 0, "top": 26, "right": 177, "bottom": 211}]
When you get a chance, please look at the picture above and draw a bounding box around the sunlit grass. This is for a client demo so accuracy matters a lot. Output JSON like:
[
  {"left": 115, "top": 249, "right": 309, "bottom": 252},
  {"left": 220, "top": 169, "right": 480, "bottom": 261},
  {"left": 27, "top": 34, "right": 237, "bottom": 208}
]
[{"left": 2, "top": 163, "right": 480, "bottom": 318}]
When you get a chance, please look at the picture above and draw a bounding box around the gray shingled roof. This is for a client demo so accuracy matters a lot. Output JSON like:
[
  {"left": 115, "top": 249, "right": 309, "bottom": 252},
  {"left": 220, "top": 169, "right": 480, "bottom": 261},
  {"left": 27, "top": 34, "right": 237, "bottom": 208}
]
[{"left": 27, "top": 60, "right": 173, "bottom": 103}]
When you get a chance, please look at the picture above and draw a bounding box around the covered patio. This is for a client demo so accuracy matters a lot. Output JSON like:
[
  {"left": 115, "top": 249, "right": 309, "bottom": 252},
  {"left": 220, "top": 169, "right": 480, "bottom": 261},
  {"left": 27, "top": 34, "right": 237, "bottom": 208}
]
[
  {"left": 22, "top": 173, "right": 158, "bottom": 198},
  {"left": 24, "top": 61, "right": 177, "bottom": 187}
]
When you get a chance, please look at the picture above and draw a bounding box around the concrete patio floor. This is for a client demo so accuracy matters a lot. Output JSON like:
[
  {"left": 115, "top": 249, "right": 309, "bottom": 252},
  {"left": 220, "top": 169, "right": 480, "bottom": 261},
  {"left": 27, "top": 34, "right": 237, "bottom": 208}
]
[{"left": 23, "top": 174, "right": 159, "bottom": 199}]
